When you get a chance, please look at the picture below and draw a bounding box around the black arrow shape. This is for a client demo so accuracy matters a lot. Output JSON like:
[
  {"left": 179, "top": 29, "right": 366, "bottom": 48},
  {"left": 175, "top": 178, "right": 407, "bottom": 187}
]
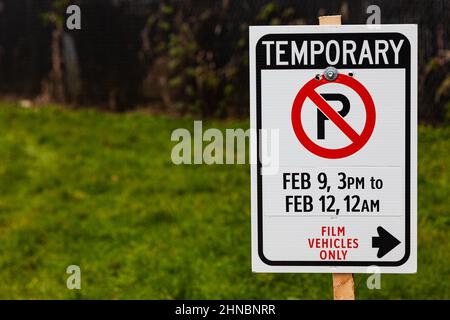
[{"left": 372, "top": 226, "right": 401, "bottom": 258}]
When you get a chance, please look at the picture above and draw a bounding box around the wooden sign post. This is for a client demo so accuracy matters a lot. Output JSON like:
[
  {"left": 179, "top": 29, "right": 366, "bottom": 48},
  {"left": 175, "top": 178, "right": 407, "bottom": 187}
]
[{"left": 319, "top": 14, "right": 355, "bottom": 301}]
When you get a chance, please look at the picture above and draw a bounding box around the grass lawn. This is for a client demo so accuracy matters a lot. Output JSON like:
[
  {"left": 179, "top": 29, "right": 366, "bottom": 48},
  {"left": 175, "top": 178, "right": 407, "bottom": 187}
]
[{"left": 0, "top": 103, "right": 448, "bottom": 299}]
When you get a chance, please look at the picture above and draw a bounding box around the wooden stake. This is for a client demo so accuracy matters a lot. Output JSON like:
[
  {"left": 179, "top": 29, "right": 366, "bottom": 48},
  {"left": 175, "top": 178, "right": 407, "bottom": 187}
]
[
  {"left": 318, "top": 14, "right": 356, "bottom": 300},
  {"left": 318, "top": 15, "right": 342, "bottom": 25},
  {"left": 332, "top": 273, "right": 355, "bottom": 300}
]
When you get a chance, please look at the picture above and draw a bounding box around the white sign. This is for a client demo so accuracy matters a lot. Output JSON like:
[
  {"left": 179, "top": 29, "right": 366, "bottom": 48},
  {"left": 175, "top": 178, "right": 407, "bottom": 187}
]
[{"left": 250, "top": 25, "right": 417, "bottom": 273}]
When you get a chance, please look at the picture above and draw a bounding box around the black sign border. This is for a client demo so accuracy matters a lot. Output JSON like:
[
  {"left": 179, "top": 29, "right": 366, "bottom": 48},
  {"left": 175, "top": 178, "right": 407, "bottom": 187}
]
[{"left": 256, "top": 32, "right": 411, "bottom": 266}]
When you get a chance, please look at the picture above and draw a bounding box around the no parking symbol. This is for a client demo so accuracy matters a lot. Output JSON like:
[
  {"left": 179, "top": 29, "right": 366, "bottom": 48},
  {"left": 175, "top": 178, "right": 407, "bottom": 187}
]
[{"left": 291, "top": 73, "right": 376, "bottom": 159}]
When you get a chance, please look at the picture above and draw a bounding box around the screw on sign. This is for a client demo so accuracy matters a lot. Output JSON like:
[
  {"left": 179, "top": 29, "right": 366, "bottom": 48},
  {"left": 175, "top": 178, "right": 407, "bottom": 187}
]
[
  {"left": 324, "top": 66, "right": 339, "bottom": 81},
  {"left": 291, "top": 72, "right": 376, "bottom": 159}
]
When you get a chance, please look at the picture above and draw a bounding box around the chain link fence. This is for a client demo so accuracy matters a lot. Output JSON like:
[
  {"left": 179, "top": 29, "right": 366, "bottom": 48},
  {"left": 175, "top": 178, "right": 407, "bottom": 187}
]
[{"left": 0, "top": 0, "right": 448, "bottom": 121}]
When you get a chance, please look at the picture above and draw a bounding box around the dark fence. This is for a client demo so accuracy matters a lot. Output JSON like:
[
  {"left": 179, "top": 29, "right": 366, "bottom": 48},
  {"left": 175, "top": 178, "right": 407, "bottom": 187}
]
[{"left": 0, "top": 0, "right": 448, "bottom": 121}]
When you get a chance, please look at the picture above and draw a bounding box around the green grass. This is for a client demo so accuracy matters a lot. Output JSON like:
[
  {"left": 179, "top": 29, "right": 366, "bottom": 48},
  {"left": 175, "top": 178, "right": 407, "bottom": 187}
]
[{"left": 0, "top": 103, "right": 448, "bottom": 299}]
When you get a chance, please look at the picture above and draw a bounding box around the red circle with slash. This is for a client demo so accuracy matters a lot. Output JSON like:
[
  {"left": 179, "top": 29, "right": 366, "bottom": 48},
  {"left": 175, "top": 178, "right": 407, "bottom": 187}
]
[{"left": 291, "top": 74, "right": 376, "bottom": 159}]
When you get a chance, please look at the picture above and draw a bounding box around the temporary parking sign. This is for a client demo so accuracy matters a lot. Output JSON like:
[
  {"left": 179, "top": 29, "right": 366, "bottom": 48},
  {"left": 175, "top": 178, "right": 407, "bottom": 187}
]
[{"left": 250, "top": 25, "right": 417, "bottom": 273}]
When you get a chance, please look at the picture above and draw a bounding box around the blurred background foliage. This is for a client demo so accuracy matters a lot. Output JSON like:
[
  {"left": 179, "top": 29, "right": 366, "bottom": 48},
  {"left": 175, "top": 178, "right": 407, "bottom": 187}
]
[{"left": 0, "top": 0, "right": 448, "bottom": 120}]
